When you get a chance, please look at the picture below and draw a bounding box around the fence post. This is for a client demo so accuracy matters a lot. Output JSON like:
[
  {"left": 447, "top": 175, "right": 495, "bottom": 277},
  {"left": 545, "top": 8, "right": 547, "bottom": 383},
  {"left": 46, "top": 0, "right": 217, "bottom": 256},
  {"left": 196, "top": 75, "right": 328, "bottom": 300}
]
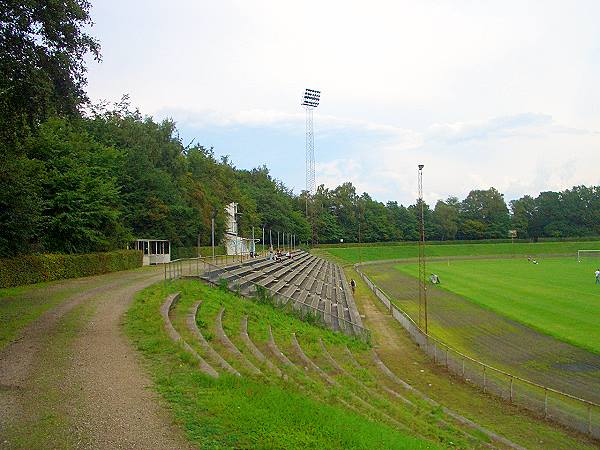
[
  {"left": 510, "top": 377, "right": 514, "bottom": 403},
  {"left": 462, "top": 357, "right": 465, "bottom": 378},
  {"left": 433, "top": 343, "right": 437, "bottom": 364},
  {"left": 544, "top": 389, "right": 548, "bottom": 418},
  {"left": 483, "top": 366, "right": 487, "bottom": 393},
  {"left": 588, "top": 405, "right": 592, "bottom": 436},
  {"left": 445, "top": 345, "right": 449, "bottom": 368}
]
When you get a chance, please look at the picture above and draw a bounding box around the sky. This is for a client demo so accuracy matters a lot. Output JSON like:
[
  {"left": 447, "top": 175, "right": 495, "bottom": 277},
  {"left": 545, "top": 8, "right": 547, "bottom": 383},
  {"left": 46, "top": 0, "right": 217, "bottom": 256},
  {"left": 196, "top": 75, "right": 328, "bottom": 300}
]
[{"left": 85, "top": 0, "right": 600, "bottom": 206}]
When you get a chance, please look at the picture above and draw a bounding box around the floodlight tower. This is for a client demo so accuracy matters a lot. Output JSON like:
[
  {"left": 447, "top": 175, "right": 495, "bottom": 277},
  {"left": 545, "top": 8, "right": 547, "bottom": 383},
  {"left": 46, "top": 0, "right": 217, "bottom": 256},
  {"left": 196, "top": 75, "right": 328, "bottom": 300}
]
[
  {"left": 417, "top": 164, "right": 428, "bottom": 334},
  {"left": 302, "top": 88, "right": 321, "bottom": 215}
]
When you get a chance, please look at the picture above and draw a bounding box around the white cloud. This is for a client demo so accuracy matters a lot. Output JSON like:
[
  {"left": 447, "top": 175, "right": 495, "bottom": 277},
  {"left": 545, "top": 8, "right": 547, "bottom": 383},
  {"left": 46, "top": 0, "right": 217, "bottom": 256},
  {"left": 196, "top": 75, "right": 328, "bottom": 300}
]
[{"left": 85, "top": 0, "right": 600, "bottom": 205}]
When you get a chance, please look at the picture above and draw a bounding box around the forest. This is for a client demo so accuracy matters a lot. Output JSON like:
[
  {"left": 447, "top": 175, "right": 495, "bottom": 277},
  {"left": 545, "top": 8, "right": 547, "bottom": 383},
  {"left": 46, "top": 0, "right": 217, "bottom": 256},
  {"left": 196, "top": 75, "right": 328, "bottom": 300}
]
[{"left": 2, "top": 1, "right": 600, "bottom": 258}]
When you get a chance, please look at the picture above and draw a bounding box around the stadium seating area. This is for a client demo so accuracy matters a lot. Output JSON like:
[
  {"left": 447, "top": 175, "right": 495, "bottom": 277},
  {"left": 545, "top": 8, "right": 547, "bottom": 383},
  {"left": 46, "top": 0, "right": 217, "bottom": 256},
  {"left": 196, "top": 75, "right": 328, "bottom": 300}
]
[
  {"left": 201, "top": 250, "right": 364, "bottom": 334},
  {"left": 158, "top": 288, "right": 517, "bottom": 448}
]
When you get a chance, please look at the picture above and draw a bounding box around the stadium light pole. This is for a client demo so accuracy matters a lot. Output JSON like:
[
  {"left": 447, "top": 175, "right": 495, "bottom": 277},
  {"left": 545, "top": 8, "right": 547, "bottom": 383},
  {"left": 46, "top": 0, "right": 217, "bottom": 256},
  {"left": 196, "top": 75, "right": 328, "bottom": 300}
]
[
  {"left": 302, "top": 88, "right": 321, "bottom": 242},
  {"left": 417, "top": 164, "right": 428, "bottom": 334}
]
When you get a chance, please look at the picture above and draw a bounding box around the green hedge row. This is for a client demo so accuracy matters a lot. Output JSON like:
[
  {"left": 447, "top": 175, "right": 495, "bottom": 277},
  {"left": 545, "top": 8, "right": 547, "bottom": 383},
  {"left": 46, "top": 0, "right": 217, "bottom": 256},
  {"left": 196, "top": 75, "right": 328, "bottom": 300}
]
[{"left": 0, "top": 250, "right": 143, "bottom": 288}]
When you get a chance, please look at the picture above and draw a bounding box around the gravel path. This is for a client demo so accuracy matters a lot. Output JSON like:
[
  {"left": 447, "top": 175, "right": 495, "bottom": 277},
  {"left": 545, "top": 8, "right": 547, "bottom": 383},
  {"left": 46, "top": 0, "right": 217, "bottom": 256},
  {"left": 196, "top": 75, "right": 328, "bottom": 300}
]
[{"left": 0, "top": 268, "right": 192, "bottom": 449}]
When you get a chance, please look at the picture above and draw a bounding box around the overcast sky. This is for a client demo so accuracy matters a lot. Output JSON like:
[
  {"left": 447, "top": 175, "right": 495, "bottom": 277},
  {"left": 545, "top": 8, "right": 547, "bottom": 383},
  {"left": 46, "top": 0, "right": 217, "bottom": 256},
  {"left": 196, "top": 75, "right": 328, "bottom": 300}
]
[{"left": 85, "top": 0, "right": 600, "bottom": 205}]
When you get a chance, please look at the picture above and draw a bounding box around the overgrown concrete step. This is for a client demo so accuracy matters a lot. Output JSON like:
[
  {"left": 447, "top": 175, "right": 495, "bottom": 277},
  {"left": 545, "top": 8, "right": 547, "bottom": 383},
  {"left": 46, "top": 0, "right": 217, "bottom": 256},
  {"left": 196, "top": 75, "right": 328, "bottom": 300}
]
[
  {"left": 326, "top": 344, "right": 488, "bottom": 447},
  {"left": 290, "top": 333, "right": 411, "bottom": 433},
  {"left": 160, "top": 293, "right": 218, "bottom": 378},
  {"left": 187, "top": 301, "right": 240, "bottom": 377},
  {"left": 368, "top": 350, "right": 526, "bottom": 450},
  {"left": 215, "top": 308, "right": 261, "bottom": 376},
  {"left": 267, "top": 325, "right": 295, "bottom": 368},
  {"left": 239, "top": 316, "right": 282, "bottom": 378}
]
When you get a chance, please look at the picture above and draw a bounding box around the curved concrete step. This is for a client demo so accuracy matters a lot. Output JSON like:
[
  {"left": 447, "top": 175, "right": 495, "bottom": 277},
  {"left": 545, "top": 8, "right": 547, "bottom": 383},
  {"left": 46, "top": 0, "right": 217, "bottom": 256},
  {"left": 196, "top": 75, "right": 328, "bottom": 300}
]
[
  {"left": 370, "top": 350, "right": 525, "bottom": 450},
  {"left": 319, "top": 339, "right": 414, "bottom": 408},
  {"left": 187, "top": 301, "right": 240, "bottom": 377},
  {"left": 160, "top": 293, "right": 218, "bottom": 378},
  {"left": 216, "top": 308, "right": 261, "bottom": 376},
  {"left": 240, "top": 316, "right": 282, "bottom": 377},
  {"left": 291, "top": 333, "right": 410, "bottom": 433},
  {"left": 267, "top": 325, "right": 295, "bottom": 367}
]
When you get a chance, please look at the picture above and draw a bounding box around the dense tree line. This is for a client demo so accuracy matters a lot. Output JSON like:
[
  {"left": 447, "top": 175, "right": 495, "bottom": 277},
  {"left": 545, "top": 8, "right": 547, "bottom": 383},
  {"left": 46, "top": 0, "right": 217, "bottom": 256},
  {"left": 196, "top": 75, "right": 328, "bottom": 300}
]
[
  {"left": 309, "top": 184, "right": 600, "bottom": 244},
  {"left": 2, "top": 1, "right": 599, "bottom": 257}
]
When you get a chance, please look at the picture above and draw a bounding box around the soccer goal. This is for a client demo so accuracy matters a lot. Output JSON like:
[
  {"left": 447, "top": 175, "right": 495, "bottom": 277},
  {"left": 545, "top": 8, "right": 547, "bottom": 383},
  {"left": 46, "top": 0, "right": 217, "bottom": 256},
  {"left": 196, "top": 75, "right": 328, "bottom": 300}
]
[{"left": 577, "top": 250, "right": 600, "bottom": 262}]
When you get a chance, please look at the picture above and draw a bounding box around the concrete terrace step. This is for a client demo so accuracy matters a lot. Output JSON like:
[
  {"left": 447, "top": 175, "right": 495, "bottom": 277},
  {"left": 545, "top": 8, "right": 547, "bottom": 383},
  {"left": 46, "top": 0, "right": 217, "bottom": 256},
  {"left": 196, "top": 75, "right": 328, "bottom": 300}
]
[
  {"left": 187, "top": 301, "right": 240, "bottom": 377},
  {"left": 160, "top": 293, "right": 218, "bottom": 378},
  {"left": 215, "top": 308, "right": 261, "bottom": 375}
]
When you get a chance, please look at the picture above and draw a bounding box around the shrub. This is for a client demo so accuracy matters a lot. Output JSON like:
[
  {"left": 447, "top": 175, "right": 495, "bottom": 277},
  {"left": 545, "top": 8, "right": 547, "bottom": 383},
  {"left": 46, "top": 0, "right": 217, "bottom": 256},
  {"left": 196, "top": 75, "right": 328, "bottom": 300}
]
[{"left": 0, "top": 250, "right": 142, "bottom": 288}]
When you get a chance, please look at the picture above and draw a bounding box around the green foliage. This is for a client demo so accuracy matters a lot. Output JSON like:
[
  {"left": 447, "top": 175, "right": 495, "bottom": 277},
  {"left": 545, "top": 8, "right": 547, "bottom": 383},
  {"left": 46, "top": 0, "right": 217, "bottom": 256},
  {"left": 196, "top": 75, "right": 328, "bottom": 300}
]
[
  {"left": 0, "top": 250, "right": 142, "bottom": 288},
  {"left": 0, "top": 0, "right": 100, "bottom": 147}
]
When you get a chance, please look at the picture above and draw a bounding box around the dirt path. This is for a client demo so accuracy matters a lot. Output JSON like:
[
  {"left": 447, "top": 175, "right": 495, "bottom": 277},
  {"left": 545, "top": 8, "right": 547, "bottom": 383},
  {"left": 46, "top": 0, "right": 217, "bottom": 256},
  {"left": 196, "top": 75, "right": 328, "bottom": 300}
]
[{"left": 0, "top": 269, "right": 192, "bottom": 449}]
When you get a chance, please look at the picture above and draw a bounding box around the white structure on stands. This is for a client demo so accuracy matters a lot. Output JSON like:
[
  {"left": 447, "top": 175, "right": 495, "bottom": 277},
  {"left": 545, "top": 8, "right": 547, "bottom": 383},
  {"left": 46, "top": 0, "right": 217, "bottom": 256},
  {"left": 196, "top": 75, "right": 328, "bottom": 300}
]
[
  {"left": 224, "top": 202, "right": 258, "bottom": 256},
  {"left": 133, "top": 239, "right": 171, "bottom": 265}
]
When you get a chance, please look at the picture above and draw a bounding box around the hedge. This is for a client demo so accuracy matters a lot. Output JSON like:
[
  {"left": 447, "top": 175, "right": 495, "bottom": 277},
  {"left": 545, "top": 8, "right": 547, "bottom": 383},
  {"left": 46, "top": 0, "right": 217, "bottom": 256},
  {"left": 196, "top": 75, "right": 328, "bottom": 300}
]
[{"left": 0, "top": 250, "right": 143, "bottom": 288}]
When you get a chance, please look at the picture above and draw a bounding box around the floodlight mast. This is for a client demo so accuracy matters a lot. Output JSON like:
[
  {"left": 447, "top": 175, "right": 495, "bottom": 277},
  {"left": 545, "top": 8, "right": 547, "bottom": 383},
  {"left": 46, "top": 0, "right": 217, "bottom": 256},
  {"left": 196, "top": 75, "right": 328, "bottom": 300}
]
[
  {"left": 417, "top": 164, "right": 428, "bottom": 334},
  {"left": 302, "top": 89, "right": 320, "bottom": 218}
]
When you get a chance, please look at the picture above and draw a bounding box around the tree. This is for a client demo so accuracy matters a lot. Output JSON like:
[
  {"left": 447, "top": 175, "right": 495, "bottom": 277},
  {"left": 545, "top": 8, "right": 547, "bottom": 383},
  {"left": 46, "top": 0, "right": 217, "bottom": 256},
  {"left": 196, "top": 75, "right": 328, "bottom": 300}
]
[
  {"left": 460, "top": 188, "right": 510, "bottom": 239},
  {"left": 509, "top": 195, "right": 536, "bottom": 238},
  {"left": 432, "top": 197, "right": 459, "bottom": 240},
  {"left": 26, "top": 118, "right": 129, "bottom": 252},
  {"left": 0, "top": 0, "right": 100, "bottom": 147}
]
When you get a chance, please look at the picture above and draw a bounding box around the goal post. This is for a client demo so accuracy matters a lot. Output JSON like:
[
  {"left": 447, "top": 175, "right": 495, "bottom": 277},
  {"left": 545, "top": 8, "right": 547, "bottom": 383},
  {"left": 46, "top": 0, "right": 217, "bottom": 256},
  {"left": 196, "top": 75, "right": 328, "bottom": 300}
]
[{"left": 577, "top": 250, "right": 600, "bottom": 262}]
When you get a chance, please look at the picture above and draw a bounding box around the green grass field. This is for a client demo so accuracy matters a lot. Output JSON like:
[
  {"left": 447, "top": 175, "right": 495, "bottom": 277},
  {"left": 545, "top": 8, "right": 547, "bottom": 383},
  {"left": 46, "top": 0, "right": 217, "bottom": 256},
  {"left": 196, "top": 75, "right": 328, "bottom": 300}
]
[
  {"left": 125, "top": 280, "right": 445, "bottom": 449},
  {"left": 323, "top": 241, "right": 600, "bottom": 263},
  {"left": 396, "top": 257, "right": 600, "bottom": 354}
]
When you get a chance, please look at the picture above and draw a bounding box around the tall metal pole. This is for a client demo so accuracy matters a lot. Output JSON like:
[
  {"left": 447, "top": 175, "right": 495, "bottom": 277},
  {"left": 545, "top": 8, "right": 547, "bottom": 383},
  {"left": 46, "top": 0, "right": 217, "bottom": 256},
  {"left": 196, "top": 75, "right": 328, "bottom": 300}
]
[
  {"left": 302, "top": 89, "right": 320, "bottom": 242},
  {"left": 252, "top": 226, "right": 255, "bottom": 256},
  {"left": 305, "top": 107, "right": 315, "bottom": 198},
  {"left": 262, "top": 227, "right": 265, "bottom": 255},
  {"left": 211, "top": 217, "right": 215, "bottom": 264},
  {"left": 418, "top": 164, "right": 428, "bottom": 334},
  {"left": 277, "top": 231, "right": 280, "bottom": 249}
]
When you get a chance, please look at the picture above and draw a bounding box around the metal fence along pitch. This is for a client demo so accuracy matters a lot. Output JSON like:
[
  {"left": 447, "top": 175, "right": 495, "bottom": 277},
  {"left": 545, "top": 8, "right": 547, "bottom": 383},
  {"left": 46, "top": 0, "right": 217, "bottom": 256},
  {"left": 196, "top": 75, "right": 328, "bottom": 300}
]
[{"left": 355, "top": 264, "right": 600, "bottom": 439}]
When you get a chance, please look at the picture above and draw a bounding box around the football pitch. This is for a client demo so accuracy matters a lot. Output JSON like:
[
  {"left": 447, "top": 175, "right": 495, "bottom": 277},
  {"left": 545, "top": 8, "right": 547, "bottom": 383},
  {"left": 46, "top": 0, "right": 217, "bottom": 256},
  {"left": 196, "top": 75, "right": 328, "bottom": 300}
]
[
  {"left": 396, "top": 257, "right": 600, "bottom": 355},
  {"left": 324, "top": 240, "right": 600, "bottom": 263}
]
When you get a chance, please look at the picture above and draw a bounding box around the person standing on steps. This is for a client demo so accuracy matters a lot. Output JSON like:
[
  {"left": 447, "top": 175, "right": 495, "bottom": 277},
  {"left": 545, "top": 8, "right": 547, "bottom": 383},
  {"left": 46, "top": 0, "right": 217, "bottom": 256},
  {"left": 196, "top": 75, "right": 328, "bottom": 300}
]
[{"left": 350, "top": 278, "right": 356, "bottom": 294}]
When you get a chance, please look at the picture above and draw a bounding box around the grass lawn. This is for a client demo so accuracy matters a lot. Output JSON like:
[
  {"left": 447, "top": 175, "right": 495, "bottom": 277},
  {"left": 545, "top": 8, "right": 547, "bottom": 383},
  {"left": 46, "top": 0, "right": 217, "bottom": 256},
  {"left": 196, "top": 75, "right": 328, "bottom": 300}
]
[
  {"left": 125, "top": 280, "right": 438, "bottom": 449},
  {"left": 323, "top": 241, "right": 600, "bottom": 264},
  {"left": 396, "top": 257, "right": 600, "bottom": 354}
]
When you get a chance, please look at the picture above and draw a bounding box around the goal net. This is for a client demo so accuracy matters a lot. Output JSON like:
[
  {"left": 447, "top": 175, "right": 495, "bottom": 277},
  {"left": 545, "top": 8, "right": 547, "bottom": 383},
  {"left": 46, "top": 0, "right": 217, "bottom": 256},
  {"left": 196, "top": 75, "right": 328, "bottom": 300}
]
[{"left": 577, "top": 250, "right": 600, "bottom": 262}]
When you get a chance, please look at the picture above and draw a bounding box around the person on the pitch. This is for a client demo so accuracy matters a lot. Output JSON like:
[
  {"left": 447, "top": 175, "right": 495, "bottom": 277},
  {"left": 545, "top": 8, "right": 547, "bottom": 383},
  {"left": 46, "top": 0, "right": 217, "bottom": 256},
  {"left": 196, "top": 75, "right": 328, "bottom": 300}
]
[{"left": 595, "top": 268, "right": 600, "bottom": 284}]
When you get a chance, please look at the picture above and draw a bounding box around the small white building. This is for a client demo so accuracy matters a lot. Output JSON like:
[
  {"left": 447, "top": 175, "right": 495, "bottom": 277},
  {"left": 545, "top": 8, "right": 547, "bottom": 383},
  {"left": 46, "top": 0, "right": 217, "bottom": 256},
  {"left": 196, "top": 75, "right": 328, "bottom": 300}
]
[
  {"left": 133, "top": 239, "right": 171, "bottom": 265},
  {"left": 224, "top": 202, "right": 259, "bottom": 256}
]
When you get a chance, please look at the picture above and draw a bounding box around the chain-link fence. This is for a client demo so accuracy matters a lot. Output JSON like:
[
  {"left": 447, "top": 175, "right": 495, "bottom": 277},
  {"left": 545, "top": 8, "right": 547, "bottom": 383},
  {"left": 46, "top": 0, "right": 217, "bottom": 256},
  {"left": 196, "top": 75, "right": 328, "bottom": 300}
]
[
  {"left": 163, "top": 256, "right": 371, "bottom": 343},
  {"left": 355, "top": 264, "right": 600, "bottom": 439}
]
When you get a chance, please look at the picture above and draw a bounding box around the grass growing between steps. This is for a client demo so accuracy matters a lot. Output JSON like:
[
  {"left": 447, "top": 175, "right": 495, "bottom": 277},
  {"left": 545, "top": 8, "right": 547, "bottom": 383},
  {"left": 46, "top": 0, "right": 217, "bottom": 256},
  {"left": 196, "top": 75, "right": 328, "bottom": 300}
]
[{"left": 125, "top": 279, "right": 435, "bottom": 449}]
